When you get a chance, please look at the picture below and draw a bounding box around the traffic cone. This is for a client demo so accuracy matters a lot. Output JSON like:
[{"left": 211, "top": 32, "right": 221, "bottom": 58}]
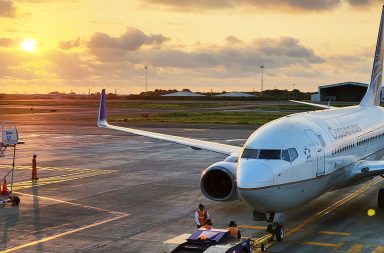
[{"left": 0, "top": 178, "right": 8, "bottom": 195}]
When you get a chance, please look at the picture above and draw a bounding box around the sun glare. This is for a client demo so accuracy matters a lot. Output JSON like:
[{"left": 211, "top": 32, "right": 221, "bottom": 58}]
[{"left": 21, "top": 39, "right": 36, "bottom": 52}]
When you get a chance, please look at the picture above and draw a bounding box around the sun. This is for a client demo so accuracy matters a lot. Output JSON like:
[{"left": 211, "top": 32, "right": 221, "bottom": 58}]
[{"left": 21, "top": 39, "right": 36, "bottom": 52}]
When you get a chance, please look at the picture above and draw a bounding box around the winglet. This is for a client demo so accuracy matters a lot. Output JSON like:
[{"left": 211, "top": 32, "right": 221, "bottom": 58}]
[
  {"left": 360, "top": 5, "right": 384, "bottom": 106},
  {"left": 97, "top": 89, "right": 109, "bottom": 127}
]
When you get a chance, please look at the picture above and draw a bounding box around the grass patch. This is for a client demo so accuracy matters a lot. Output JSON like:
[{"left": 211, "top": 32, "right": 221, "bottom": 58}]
[
  {"left": 107, "top": 101, "right": 239, "bottom": 109},
  {"left": 111, "top": 111, "right": 291, "bottom": 125}
]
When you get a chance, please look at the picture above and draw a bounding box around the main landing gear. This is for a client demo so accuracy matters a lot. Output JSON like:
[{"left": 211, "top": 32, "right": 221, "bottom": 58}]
[
  {"left": 266, "top": 212, "right": 285, "bottom": 242},
  {"left": 378, "top": 188, "right": 384, "bottom": 209}
]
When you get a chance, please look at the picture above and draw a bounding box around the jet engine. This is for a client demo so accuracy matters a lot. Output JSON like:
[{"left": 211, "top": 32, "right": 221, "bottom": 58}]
[{"left": 200, "top": 156, "right": 238, "bottom": 201}]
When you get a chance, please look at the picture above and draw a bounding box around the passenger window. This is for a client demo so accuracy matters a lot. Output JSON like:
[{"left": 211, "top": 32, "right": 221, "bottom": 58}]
[
  {"left": 241, "top": 149, "right": 259, "bottom": 159},
  {"left": 288, "top": 148, "right": 298, "bottom": 161},
  {"left": 259, "top": 150, "right": 281, "bottom": 159},
  {"left": 281, "top": 150, "right": 290, "bottom": 162}
]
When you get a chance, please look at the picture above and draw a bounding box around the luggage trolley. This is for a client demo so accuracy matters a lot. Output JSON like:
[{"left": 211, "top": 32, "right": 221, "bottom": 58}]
[{"left": 0, "top": 121, "right": 23, "bottom": 206}]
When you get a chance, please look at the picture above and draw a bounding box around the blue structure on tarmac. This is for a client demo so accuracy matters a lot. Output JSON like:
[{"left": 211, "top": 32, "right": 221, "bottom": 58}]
[{"left": 170, "top": 228, "right": 252, "bottom": 253}]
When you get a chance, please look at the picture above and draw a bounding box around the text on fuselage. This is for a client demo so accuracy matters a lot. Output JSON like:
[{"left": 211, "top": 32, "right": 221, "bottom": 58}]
[{"left": 328, "top": 124, "right": 361, "bottom": 140}]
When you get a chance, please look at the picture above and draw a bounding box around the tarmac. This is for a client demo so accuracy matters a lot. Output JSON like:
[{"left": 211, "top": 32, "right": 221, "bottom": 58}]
[{"left": 0, "top": 102, "right": 383, "bottom": 253}]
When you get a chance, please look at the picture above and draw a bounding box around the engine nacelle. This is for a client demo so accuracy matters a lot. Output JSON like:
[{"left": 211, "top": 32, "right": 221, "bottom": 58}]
[{"left": 200, "top": 156, "right": 238, "bottom": 202}]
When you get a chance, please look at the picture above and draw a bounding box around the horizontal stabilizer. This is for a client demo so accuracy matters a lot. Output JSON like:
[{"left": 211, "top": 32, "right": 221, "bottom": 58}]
[{"left": 289, "top": 100, "right": 337, "bottom": 109}]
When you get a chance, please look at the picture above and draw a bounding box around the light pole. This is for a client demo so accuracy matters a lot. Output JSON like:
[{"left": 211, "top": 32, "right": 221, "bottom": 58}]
[
  {"left": 292, "top": 83, "right": 295, "bottom": 100},
  {"left": 144, "top": 65, "right": 148, "bottom": 96},
  {"left": 260, "top": 65, "right": 264, "bottom": 97}
]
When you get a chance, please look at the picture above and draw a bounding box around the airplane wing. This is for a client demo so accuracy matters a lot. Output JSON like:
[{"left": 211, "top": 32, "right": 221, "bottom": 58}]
[
  {"left": 97, "top": 89, "right": 242, "bottom": 156},
  {"left": 289, "top": 100, "right": 338, "bottom": 109},
  {"left": 352, "top": 160, "right": 384, "bottom": 179}
]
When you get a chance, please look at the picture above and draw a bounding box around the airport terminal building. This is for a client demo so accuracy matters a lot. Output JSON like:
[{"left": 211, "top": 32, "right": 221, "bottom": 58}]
[{"left": 311, "top": 82, "right": 384, "bottom": 102}]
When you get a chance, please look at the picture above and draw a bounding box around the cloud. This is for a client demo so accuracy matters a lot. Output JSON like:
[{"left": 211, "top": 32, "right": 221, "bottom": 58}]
[
  {"left": 0, "top": 50, "right": 37, "bottom": 79},
  {"left": 87, "top": 28, "right": 170, "bottom": 62},
  {"left": 0, "top": 38, "right": 17, "bottom": 47},
  {"left": 59, "top": 38, "right": 80, "bottom": 50},
  {"left": 88, "top": 28, "right": 170, "bottom": 51},
  {"left": 0, "top": 0, "right": 16, "bottom": 17},
  {"left": 147, "top": 37, "right": 324, "bottom": 72},
  {"left": 225, "top": 36, "right": 244, "bottom": 45},
  {"left": 142, "top": 0, "right": 377, "bottom": 12},
  {"left": 87, "top": 31, "right": 324, "bottom": 80},
  {"left": 348, "top": 0, "right": 378, "bottom": 6},
  {"left": 45, "top": 50, "right": 92, "bottom": 80}
]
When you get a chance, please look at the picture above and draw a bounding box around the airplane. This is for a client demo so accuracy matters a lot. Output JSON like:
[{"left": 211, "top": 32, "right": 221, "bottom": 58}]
[{"left": 98, "top": 6, "right": 384, "bottom": 242}]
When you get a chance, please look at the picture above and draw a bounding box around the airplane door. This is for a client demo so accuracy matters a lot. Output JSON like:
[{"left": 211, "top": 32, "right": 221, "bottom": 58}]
[{"left": 304, "top": 129, "right": 325, "bottom": 177}]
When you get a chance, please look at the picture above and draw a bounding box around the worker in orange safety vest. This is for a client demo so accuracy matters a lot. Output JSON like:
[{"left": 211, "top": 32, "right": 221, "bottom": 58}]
[
  {"left": 201, "top": 219, "right": 213, "bottom": 230},
  {"left": 226, "top": 220, "right": 241, "bottom": 239},
  {"left": 32, "top": 154, "right": 39, "bottom": 180},
  {"left": 195, "top": 203, "right": 210, "bottom": 228}
]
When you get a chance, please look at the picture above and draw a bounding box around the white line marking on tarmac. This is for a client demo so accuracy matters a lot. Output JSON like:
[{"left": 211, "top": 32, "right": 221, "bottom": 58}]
[{"left": 0, "top": 192, "right": 130, "bottom": 253}]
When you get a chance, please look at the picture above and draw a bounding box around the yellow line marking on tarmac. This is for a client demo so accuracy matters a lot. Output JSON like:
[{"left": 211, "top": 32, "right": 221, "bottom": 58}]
[
  {"left": 372, "top": 246, "right": 384, "bottom": 253},
  {"left": 318, "top": 231, "right": 351, "bottom": 236},
  {"left": 238, "top": 225, "right": 267, "bottom": 230},
  {"left": 164, "top": 234, "right": 191, "bottom": 244},
  {"left": 5, "top": 167, "right": 118, "bottom": 190},
  {"left": 0, "top": 165, "right": 93, "bottom": 172},
  {"left": 347, "top": 243, "right": 364, "bottom": 253},
  {"left": 263, "top": 177, "right": 383, "bottom": 252},
  {"left": 302, "top": 241, "right": 340, "bottom": 247}
]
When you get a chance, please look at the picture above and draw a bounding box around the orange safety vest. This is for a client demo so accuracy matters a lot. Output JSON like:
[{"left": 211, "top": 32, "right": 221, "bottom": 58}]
[
  {"left": 197, "top": 209, "right": 207, "bottom": 225},
  {"left": 201, "top": 224, "right": 212, "bottom": 230},
  {"left": 227, "top": 227, "right": 239, "bottom": 238}
]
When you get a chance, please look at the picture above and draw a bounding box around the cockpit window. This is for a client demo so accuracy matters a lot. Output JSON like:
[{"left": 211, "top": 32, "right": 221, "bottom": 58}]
[
  {"left": 241, "top": 149, "right": 259, "bottom": 159},
  {"left": 288, "top": 148, "right": 298, "bottom": 161},
  {"left": 281, "top": 150, "right": 290, "bottom": 162},
  {"left": 241, "top": 148, "right": 299, "bottom": 162},
  {"left": 259, "top": 149, "right": 281, "bottom": 159}
]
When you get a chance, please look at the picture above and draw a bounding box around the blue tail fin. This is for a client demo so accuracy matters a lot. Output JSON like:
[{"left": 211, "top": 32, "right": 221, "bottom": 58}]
[
  {"left": 360, "top": 6, "right": 384, "bottom": 106},
  {"left": 97, "top": 89, "right": 108, "bottom": 127}
]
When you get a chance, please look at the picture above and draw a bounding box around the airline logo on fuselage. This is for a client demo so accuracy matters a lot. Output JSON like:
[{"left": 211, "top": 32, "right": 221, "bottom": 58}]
[{"left": 328, "top": 124, "right": 361, "bottom": 140}]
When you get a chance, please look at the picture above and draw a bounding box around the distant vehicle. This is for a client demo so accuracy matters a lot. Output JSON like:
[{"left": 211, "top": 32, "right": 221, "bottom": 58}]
[{"left": 98, "top": 6, "right": 384, "bottom": 242}]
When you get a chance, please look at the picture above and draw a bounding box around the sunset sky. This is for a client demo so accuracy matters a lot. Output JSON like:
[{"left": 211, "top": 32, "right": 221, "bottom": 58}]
[{"left": 0, "top": 0, "right": 382, "bottom": 94}]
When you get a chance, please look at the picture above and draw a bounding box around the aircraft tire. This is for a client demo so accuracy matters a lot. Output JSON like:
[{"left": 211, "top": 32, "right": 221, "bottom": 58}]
[
  {"left": 276, "top": 225, "right": 284, "bottom": 242},
  {"left": 378, "top": 188, "right": 384, "bottom": 209}
]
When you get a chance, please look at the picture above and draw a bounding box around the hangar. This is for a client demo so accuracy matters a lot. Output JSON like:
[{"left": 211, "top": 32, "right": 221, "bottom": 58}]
[
  {"left": 215, "top": 92, "right": 255, "bottom": 97},
  {"left": 311, "top": 82, "right": 384, "bottom": 102},
  {"left": 161, "top": 91, "right": 206, "bottom": 97}
]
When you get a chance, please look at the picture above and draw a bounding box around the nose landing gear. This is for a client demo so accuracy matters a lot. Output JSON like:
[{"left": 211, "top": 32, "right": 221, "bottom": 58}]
[{"left": 266, "top": 212, "right": 285, "bottom": 242}]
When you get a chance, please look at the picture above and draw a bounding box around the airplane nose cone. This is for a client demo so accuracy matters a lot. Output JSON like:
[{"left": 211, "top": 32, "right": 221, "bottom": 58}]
[
  {"left": 237, "top": 161, "right": 274, "bottom": 188},
  {"left": 237, "top": 161, "right": 274, "bottom": 212}
]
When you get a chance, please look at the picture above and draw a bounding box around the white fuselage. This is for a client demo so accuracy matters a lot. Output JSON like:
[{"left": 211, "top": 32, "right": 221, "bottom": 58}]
[{"left": 237, "top": 105, "right": 384, "bottom": 213}]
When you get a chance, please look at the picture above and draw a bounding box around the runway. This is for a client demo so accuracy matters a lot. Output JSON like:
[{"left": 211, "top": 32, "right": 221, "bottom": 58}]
[{"left": 0, "top": 104, "right": 383, "bottom": 252}]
